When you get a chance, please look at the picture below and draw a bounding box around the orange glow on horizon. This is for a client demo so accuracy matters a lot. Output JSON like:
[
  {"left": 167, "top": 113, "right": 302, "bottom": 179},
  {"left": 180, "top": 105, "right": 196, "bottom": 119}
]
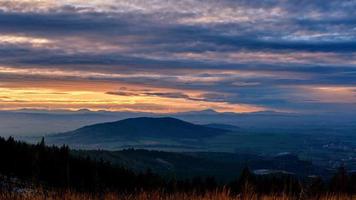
[{"left": 0, "top": 86, "right": 265, "bottom": 113}]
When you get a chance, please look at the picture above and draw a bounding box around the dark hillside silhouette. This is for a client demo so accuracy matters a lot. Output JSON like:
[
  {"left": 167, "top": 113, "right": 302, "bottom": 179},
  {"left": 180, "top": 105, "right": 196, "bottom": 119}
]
[
  {"left": 0, "top": 137, "right": 355, "bottom": 196},
  {"left": 50, "top": 117, "right": 228, "bottom": 144}
]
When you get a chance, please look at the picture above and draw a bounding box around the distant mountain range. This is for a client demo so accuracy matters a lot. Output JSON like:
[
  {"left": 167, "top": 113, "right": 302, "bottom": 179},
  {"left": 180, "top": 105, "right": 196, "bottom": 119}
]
[
  {"left": 3, "top": 108, "right": 356, "bottom": 136},
  {"left": 48, "top": 117, "right": 229, "bottom": 147}
]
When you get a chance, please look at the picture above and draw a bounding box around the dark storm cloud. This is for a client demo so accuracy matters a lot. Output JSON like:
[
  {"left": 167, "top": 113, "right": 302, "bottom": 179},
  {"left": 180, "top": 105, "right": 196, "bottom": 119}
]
[
  {"left": 143, "top": 92, "right": 193, "bottom": 99},
  {"left": 107, "top": 90, "right": 204, "bottom": 101},
  {"left": 106, "top": 91, "right": 137, "bottom": 96}
]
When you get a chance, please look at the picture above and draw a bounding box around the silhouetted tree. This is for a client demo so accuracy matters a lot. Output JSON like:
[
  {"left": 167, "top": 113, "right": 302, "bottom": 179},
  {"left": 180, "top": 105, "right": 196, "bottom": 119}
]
[
  {"left": 229, "top": 166, "right": 256, "bottom": 195},
  {"left": 329, "top": 165, "right": 349, "bottom": 194},
  {"left": 304, "top": 176, "right": 325, "bottom": 199}
]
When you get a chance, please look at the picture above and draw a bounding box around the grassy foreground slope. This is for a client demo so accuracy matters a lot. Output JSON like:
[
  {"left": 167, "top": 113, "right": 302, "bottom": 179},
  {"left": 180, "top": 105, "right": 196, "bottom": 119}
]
[{"left": 1, "top": 190, "right": 355, "bottom": 200}]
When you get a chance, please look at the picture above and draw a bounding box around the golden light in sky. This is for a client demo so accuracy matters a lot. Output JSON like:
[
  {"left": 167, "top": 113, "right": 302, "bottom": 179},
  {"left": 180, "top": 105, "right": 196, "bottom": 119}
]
[
  {"left": 0, "top": 0, "right": 355, "bottom": 114},
  {"left": 0, "top": 85, "right": 264, "bottom": 113}
]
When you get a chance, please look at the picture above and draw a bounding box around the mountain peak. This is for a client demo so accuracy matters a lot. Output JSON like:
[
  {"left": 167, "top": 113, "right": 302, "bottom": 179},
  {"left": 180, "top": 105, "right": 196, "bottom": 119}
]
[{"left": 52, "top": 117, "right": 228, "bottom": 144}]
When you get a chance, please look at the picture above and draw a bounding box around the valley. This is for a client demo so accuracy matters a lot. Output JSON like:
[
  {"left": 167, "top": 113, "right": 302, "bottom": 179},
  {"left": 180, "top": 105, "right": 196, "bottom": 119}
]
[{"left": 21, "top": 116, "right": 353, "bottom": 179}]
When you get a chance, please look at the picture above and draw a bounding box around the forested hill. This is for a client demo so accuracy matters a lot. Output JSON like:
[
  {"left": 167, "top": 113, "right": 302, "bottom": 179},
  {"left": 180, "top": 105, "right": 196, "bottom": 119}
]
[
  {"left": 0, "top": 136, "right": 165, "bottom": 191},
  {"left": 1, "top": 137, "right": 356, "bottom": 195}
]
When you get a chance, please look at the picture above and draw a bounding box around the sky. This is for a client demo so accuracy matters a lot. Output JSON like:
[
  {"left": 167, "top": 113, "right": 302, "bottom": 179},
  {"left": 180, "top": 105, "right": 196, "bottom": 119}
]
[{"left": 0, "top": 0, "right": 355, "bottom": 114}]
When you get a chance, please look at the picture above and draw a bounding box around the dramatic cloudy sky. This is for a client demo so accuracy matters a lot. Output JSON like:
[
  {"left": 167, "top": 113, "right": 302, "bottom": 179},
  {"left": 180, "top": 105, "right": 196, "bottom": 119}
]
[{"left": 0, "top": 0, "right": 355, "bottom": 113}]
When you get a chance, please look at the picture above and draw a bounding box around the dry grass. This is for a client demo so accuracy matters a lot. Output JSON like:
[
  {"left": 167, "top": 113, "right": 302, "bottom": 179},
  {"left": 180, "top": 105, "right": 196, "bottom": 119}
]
[{"left": 0, "top": 190, "right": 355, "bottom": 200}]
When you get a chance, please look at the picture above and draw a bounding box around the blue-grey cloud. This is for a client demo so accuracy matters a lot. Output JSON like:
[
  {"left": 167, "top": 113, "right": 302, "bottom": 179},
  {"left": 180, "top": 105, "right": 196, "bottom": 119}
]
[{"left": 0, "top": 0, "right": 355, "bottom": 113}]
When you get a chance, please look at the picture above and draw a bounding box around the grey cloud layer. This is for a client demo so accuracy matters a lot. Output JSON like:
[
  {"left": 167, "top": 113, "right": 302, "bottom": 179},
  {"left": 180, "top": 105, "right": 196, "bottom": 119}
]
[{"left": 0, "top": 0, "right": 356, "bottom": 113}]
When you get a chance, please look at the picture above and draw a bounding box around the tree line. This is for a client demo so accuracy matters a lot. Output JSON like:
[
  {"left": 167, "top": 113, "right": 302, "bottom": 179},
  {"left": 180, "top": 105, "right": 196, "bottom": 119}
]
[{"left": 0, "top": 136, "right": 355, "bottom": 197}]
